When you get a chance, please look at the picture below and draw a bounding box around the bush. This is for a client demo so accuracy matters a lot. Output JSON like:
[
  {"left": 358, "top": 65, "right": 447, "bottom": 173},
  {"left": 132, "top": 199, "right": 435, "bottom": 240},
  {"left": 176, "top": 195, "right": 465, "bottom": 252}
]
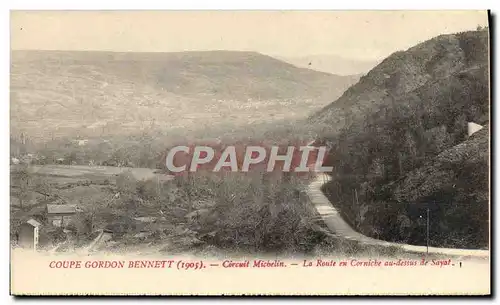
[
  {"left": 116, "top": 171, "right": 137, "bottom": 194},
  {"left": 163, "top": 172, "right": 322, "bottom": 253}
]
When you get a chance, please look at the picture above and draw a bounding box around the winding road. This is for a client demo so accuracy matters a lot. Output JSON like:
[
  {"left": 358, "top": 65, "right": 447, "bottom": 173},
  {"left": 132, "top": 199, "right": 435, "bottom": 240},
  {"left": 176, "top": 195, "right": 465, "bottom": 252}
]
[{"left": 307, "top": 173, "right": 490, "bottom": 258}]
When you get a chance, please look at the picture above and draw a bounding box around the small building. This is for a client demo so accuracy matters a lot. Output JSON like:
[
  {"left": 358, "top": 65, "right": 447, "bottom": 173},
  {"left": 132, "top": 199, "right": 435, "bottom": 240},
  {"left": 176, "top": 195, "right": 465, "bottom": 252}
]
[
  {"left": 133, "top": 231, "right": 152, "bottom": 240},
  {"left": 46, "top": 204, "right": 78, "bottom": 227},
  {"left": 19, "top": 218, "right": 42, "bottom": 250},
  {"left": 133, "top": 216, "right": 157, "bottom": 223},
  {"left": 74, "top": 139, "right": 89, "bottom": 146},
  {"left": 467, "top": 122, "right": 484, "bottom": 137}
]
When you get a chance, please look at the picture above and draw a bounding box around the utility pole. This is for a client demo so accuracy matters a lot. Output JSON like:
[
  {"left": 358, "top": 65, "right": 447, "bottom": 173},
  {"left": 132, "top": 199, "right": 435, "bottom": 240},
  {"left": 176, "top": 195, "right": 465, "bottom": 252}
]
[
  {"left": 355, "top": 188, "right": 360, "bottom": 229},
  {"left": 426, "top": 207, "right": 430, "bottom": 256}
]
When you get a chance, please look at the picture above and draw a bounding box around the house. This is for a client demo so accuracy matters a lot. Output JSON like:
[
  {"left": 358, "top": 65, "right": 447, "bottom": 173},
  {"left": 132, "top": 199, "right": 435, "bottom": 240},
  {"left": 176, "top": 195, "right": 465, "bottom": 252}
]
[
  {"left": 75, "top": 139, "right": 89, "bottom": 146},
  {"left": 133, "top": 231, "right": 152, "bottom": 240},
  {"left": 133, "top": 216, "right": 157, "bottom": 223},
  {"left": 467, "top": 122, "right": 484, "bottom": 137},
  {"left": 46, "top": 204, "right": 78, "bottom": 227},
  {"left": 71, "top": 138, "right": 89, "bottom": 146},
  {"left": 19, "top": 218, "right": 42, "bottom": 250}
]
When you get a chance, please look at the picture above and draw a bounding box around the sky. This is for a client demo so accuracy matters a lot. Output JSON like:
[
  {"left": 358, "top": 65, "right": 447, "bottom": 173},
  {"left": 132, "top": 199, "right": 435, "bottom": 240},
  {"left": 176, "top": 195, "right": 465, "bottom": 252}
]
[{"left": 11, "top": 10, "right": 489, "bottom": 60}]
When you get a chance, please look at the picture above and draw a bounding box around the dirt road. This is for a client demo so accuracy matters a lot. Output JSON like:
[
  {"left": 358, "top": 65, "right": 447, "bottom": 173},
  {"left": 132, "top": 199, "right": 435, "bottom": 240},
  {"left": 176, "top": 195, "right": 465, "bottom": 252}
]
[{"left": 307, "top": 173, "right": 490, "bottom": 258}]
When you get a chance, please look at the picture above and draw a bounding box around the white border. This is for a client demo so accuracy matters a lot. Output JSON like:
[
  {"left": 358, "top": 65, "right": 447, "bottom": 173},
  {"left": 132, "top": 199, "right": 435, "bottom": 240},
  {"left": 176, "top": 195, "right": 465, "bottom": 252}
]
[
  {"left": 3, "top": 1, "right": 497, "bottom": 10},
  {"left": 2, "top": 1, "right": 498, "bottom": 303}
]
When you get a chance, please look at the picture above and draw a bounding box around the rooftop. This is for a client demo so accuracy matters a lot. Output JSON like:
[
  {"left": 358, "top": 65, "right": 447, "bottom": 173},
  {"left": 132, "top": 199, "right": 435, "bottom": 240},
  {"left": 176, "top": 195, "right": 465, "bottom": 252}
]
[
  {"left": 46, "top": 204, "right": 78, "bottom": 214},
  {"left": 26, "top": 218, "right": 42, "bottom": 227}
]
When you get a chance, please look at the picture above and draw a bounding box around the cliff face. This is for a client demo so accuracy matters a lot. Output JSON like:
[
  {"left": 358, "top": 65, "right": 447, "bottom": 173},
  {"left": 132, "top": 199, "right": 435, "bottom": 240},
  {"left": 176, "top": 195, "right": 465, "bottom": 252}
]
[{"left": 314, "top": 29, "right": 490, "bottom": 249}]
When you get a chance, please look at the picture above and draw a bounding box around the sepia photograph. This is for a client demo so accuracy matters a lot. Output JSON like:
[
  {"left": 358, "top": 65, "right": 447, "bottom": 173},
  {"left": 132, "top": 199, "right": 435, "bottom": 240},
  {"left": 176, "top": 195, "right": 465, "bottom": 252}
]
[{"left": 9, "top": 10, "right": 491, "bottom": 296}]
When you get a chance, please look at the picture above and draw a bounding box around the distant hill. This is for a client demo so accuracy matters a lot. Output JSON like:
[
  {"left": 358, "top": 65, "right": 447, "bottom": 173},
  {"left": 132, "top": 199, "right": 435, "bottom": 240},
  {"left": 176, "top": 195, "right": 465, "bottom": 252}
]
[
  {"left": 311, "top": 29, "right": 490, "bottom": 249},
  {"left": 11, "top": 50, "right": 359, "bottom": 141},
  {"left": 276, "top": 54, "right": 379, "bottom": 76}
]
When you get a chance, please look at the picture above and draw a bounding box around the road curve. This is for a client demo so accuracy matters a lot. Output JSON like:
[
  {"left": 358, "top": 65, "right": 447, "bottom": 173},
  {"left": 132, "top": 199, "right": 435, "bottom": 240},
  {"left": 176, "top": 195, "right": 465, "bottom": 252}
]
[{"left": 307, "top": 173, "right": 490, "bottom": 258}]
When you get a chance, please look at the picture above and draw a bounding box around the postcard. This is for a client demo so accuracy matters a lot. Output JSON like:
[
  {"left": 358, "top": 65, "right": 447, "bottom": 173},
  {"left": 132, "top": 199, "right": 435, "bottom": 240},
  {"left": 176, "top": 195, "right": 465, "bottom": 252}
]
[{"left": 10, "top": 10, "right": 490, "bottom": 296}]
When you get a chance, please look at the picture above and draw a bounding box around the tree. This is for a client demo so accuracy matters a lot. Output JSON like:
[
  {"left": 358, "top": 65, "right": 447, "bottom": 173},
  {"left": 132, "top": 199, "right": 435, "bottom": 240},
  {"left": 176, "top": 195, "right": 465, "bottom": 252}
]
[{"left": 13, "top": 166, "right": 33, "bottom": 209}]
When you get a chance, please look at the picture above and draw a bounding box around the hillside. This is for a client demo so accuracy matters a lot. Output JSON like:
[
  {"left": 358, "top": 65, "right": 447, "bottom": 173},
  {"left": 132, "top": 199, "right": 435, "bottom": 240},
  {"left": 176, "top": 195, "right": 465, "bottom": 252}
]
[
  {"left": 309, "top": 30, "right": 489, "bottom": 132},
  {"left": 389, "top": 125, "right": 489, "bottom": 248},
  {"left": 11, "top": 50, "right": 359, "bottom": 142},
  {"left": 313, "top": 29, "right": 490, "bottom": 249}
]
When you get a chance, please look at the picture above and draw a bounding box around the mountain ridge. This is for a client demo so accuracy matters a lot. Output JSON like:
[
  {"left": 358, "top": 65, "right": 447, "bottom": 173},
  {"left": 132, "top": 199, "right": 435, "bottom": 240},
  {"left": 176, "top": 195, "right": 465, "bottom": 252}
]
[
  {"left": 11, "top": 49, "right": 360, "bottom": 141},
  {"left": 309, "top": 30, "right": 489, "bottom": 132},
  {"left": 276, "top": 54, "right": 380, "bottom": 76}
]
